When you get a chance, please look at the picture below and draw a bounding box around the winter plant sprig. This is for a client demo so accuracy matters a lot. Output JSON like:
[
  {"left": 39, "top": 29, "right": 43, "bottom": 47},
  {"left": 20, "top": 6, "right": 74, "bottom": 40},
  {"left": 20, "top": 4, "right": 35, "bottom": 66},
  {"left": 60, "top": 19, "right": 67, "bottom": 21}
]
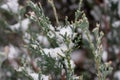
[{"left": 16, "top": 0, "right": 113, "bottom": 80}]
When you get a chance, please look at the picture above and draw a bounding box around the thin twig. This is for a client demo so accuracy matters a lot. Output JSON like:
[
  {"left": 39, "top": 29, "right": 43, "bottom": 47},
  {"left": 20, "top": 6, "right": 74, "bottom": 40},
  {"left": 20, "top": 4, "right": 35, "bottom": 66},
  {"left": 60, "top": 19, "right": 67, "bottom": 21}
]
[{"left": 48, "top": 0, "right": 59, "bottom": 26}]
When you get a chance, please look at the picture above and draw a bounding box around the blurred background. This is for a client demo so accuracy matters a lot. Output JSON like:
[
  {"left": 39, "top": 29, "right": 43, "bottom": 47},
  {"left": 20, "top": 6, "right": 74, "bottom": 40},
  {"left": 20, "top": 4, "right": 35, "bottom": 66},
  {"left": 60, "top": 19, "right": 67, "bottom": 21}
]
[{"left": 0, "top": 0, "right": 120, "bottom": 80}]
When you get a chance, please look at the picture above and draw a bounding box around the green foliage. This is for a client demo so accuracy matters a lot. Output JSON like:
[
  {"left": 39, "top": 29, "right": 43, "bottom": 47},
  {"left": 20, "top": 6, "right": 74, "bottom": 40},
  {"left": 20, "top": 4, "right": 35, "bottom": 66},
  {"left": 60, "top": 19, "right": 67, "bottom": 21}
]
[
  {"left": 23, "top": 0, "right": 113, "bottom": 80},
  {"left": 0, "top": 0, "right": 114, "bottom": 80}
]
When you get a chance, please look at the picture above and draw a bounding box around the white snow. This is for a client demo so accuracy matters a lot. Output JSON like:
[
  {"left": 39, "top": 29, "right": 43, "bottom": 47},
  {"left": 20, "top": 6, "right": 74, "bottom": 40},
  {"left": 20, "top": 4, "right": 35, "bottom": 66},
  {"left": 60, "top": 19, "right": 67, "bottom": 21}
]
[
  {"left": 29, "top": 73, "right": 49, "bottom": 80},
  {"left": 59, "top": 26, "right": 73, "bottom": 37},
  {"left": 113, "top": 45, "right": 120, "bottom": 54},
  {"left": 114, "top": 71, "right": 120, "bottom": 80},
  {"left": 102, "top": 50, "right": 108, "bottom": 62},
  {"left": 10, "top": 18, "right": 30, "bottom": 32},
  {"left": 7, "top": 44, "right": 20, "bottom": 59},
  {"left": 71, "top": 50, "right": 85, "bottom": 64},
  {"left": 49, "top": 25, "right": 55, "bottom": 31},
  {"left": 37, "top": 35, "right": 50, "bottom": 47},
  {"left": 41, "top": 75, "right": 49, "bottom": 80},
  {"left": 41, "top": 47, "right": 66, "bottom": 58},
  {"left": 1, "top": 0, "right": 19, "bottom": 13},
  {"left": 29, "top": 73, "right": 39, "bottom": 80},
  {"left": 55, "top": 25, "right": 76, "bottom": 47},
  {"left": 112, "top": 21, "right": 120, "bottom": 28},
  {"left": 23, "top": 32, "right": 31, "bottom": 43}
]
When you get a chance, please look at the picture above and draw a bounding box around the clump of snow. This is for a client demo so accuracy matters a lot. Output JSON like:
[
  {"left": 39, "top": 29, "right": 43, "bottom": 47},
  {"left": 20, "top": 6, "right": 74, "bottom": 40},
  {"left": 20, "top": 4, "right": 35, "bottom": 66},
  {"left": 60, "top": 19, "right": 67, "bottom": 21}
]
[
  {"left": 41, "top": 47, "right": 66, "bottom": 59},
  {"left": 55, "top": 25, "right": 76, "bottom": 45},
  {"left": 29, "top": 73, "right": 39, "bottom": 80},
  {"left": 23, "top": 32, "right": 31, "bottom": 43},
  {"left": 59, "top": 26, "right": 73, "bottom": 37},
  {"left": 10, "top": 18, "right": 30, "bottom": 32},
  {"left": 29, "top": 73, "right": 49, "bottom": 80},
  {"left": 41, "top": 75, "right": 49, "bottom": 80},
  {"left": 114, "top": 71, "right": 120, "bottom": 80},
  {"left": 102, "top": 50, "right": 108, "bottom": 62},
  {"left": 17, "top": 67, "right": 40, "bottom": 80},
  {"left": 0, "top": 0, "right": 19, "bottom": 13},
  {"left": 37, "top": 35, "right": 50, "bottom": 47},
  {"left": 112, "top": 21, "right": 120, "bottom": 28},
  {"left": 7, "top": 44, "right": 20, "bottom": 59},
  {"left": 77, "top": 28, "right": 82, "bottom": 33},
  {"left": 71, "top": 50, "right": 85, "bottom": 64},
  {"left": 113, "top": 45, "right": 120, "bottom": 54},
  {"left": 49, "top": 25, "right": 55, "bottom": 31}
]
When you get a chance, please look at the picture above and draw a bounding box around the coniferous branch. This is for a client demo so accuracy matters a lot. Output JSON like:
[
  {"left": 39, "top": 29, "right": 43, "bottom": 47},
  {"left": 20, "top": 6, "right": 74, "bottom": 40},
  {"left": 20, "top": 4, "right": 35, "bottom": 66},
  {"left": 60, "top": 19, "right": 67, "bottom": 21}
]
[{"left": 14, "top": 0, "right": 113, "bottom": 80}]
